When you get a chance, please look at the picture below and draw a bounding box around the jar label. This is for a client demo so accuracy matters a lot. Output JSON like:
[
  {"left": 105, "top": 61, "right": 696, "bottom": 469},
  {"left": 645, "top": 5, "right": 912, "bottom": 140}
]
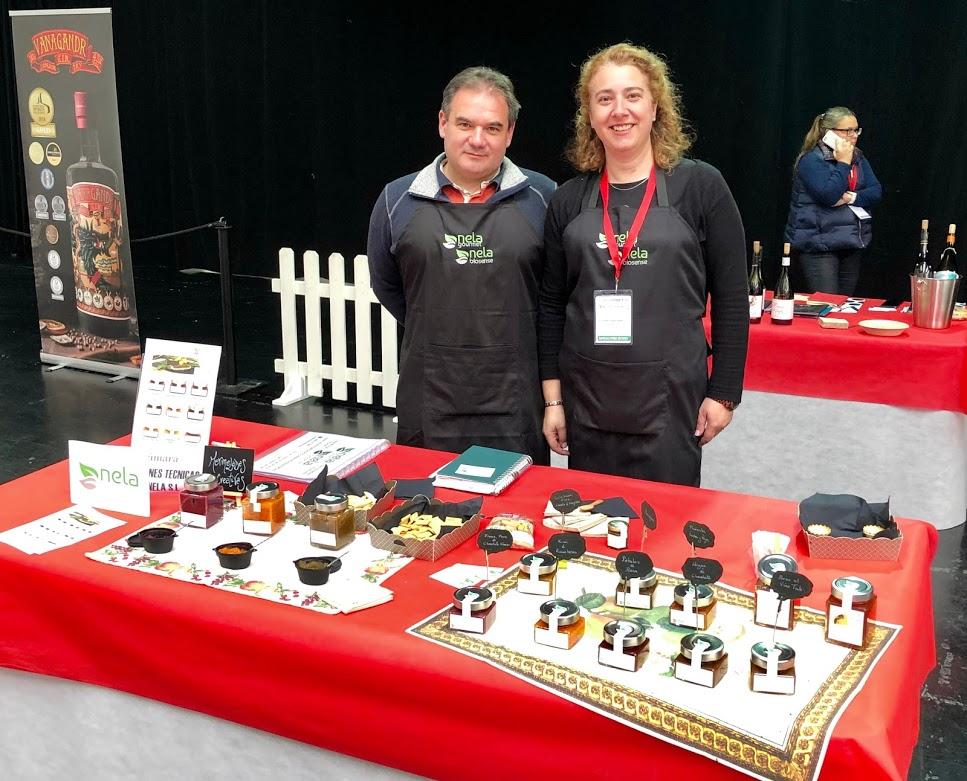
[
  {"left": 755, "top": 588, "right": 793, "bottom": 628},
  {"left": 449, "top": 613, "right": 485, "bottom": 634},
  {"left": 607, "top": 526, "right": 628, "bottom": 549},
  {"left": 244, "top": 519, "right": 273, "bottom": 535},
  {"left": 534, "top": 626, "right": 570, "bottom": 650},
  {"left": 310, "top": 529, "right": 337, "bottom": 547},
  {"left": 598, "top": 645, "right": 637, "bottom": 672},
  {"left": 616, "top": 590, "right": 652, "bottom": 609},
  {"left": 669, "top": 608, "right": 702, "bottom": 629},
  {"left": 517, "top": 578, "right": 552, "bottom": 596},
  {"left": 752, "top": 670, "right": 795, "bottom": 694},
  {"left": 675, "top": 659, "right": 714, "bottom": 687},
  {"left": 180, "top": 510, "right": 207, "bottom": 528},
  {"left": 827, "top": 605, "right": 864, "bottom": 646}
]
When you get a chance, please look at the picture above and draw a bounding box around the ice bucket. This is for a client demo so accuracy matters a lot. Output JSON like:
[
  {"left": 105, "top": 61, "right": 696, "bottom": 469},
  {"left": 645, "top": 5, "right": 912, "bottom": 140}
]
[{"left": 910, "top": 274, "right": 960, "bottom": 329}]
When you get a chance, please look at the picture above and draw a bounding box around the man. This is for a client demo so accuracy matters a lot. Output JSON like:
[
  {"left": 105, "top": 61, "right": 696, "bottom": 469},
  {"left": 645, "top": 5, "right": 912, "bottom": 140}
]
[{"left": 368, "top": 66, "right": 555, "bottom": 463}]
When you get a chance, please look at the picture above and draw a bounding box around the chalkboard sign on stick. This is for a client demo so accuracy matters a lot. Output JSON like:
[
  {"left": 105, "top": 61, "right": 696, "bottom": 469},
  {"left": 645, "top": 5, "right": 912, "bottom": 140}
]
[{"left": 203, "top": 445, "right": 255, "bottom": 494}]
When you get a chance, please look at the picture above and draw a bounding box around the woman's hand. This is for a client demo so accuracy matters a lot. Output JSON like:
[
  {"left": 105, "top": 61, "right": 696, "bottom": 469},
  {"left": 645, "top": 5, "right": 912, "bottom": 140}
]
[
  {"left": 833, "top": 137, "right": 854, "bottom": 165},
  {"left": 543, "top": 404, "right": 569, "bottom": 455},
  {"left": 693, "top": 398, "right": 734, "bottom": 446}
]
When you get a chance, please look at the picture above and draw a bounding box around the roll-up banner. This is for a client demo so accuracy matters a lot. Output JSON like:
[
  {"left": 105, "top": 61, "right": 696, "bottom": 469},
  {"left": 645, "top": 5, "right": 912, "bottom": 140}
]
[{"left": 9, "top": 8, "right": 141, "bottom": 376}]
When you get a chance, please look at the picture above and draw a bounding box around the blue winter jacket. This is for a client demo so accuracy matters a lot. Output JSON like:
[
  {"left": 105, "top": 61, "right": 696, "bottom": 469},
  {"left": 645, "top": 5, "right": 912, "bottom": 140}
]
[{"left": 784, "top": 143, "right": 882, "bottom": 253}]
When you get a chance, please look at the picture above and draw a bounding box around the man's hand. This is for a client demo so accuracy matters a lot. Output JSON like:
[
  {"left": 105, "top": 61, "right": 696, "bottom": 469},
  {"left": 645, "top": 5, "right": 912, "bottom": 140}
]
[
  {"left": 693, "top": 398, "right": 734, "bottom": 446},
  {"left": 543, "top": 405, "right": 569, "bottom": 456}
]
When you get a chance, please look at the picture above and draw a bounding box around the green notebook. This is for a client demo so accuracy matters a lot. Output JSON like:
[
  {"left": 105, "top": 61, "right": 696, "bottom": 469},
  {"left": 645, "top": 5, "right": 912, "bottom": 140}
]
[{"left": 432, "top": 445, "right": 533, "bottom": 496}]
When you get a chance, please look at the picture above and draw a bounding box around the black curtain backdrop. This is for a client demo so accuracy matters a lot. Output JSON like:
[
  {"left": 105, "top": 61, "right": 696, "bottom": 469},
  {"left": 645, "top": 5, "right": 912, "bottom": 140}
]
[{"left": 2, "top": 0, "right": 966, "bottom": 301}]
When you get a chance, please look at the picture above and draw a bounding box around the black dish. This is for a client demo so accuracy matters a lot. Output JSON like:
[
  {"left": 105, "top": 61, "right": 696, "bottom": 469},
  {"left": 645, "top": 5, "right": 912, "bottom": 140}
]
[
  {"left": 139, "top": 527, "right": 177, "bottom": 554},
  {"left": 293, "top": 556, "right": 341, "bottom": 586},
  {"left": 214, "top": 542, "right": 255, "bottom": 570}
]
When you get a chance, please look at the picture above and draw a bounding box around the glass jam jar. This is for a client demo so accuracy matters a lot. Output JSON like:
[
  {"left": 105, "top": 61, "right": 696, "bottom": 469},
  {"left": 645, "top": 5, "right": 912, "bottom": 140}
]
[
  {"left": 448, "top": 587, "right": 496, "bottom": 634},
  {"left": 179, "top": 473, "right": 224, "bottom": 529},
  {"left": 615, "top": 569, "right": 658, "bottom": 609},
  {"left": 607, "top": 519, "right": 628, "bottom": 549},
  {"left": 534, "top": 598, "right": 584, "bottom": 649},
  {"left": 517, "top": 551, "right": 558, "bottom": 596},
  {"left": 674, "top": 632, "right": 728, "bottom": 688},
  {"left": 754, "top": 553, "right": 798, "bottom": 630},
  {"left": 241, "top": 481, "right": 285, "bottom": 536},
  {"left": 669, "top": 583, "right": 717, "bottom": 630},
  {"left": 749, "top": 641, "right": 796, "bottom": 694},
  {"left": 597, "top": 619, "right": 649, "bottom": 671},
  {"left": 826, "top": 576, "right": 876, "bottom": 649},
  {"left": 308, "top": 493, "right": 354, "bottom": 551}
]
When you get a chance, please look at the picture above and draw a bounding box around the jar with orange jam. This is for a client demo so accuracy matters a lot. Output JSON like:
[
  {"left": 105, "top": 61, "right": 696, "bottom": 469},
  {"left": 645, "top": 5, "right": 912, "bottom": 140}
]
[
  {"left": 534, "top": 598, "right": 584, "bottom": 650},
  {"left": 241, "top": 481, "right": 285, "bottom": 535}
]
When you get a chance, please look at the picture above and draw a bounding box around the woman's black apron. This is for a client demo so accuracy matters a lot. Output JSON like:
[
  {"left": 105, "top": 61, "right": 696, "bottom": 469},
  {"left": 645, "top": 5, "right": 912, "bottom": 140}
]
[
  {"left": 559, "top": 171, "right": 708, "bottom": 486},
  {"left": 394, "top": 196, "right": 547, "bottom": 464}
]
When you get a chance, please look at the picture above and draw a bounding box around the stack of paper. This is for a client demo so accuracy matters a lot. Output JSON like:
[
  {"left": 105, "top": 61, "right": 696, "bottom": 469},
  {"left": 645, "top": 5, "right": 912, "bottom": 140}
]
[{"left": 254, "top": 431, "right": 389, "bottom": 481}]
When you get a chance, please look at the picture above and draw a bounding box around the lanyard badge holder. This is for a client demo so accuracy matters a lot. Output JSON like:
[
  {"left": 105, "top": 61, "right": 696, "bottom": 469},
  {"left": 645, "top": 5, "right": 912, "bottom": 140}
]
[{"left": 593, "top": 166, "right": 657, "bottom": 347}]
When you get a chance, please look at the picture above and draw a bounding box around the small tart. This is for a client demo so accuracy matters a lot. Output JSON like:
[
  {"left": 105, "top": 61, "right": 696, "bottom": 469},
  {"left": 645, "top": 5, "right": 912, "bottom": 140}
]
[
  {"left": 806, "top": 523, "right": 832, "bottom": 536},
  {"left": 862, "top": 524, "right": 885, "bottom": 538}
]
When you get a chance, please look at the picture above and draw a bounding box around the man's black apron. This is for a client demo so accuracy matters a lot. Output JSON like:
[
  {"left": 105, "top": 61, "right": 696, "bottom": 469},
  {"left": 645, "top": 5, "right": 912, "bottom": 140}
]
[
  {"left": 394, "top": 196, "right": 547, "bottom": 464},
  {"left": 559, "top": 171, "right": 708, "bottom": 486}
]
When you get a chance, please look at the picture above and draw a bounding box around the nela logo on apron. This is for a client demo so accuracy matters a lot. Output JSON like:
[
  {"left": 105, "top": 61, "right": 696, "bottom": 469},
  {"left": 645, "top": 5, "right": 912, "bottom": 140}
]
[
  {"left": 595, "top": 232, "right": 649, "bottom": 265},
  {"left": 440, "top": 233, "right": 494, "bottom": 265}
]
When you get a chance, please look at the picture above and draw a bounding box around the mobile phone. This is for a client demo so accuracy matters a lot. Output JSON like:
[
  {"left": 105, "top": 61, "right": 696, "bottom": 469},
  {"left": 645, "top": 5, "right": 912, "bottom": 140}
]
[{"left": 822, "top": 129, "right": 841, "bottom": 149}]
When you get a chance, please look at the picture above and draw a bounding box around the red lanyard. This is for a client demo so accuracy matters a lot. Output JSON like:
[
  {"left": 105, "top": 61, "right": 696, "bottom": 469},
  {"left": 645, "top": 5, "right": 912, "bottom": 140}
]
[
  {"left": 600, "top": 164, "right": 657, "bottom": 285},
  {"left": 847, "top": 163, "right": 858, "bottom": 191}
]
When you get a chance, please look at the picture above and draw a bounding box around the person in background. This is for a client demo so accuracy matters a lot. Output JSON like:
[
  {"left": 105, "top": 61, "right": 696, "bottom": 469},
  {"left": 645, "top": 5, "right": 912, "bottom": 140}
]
[
  {"left": 367, "top": 67, "right": 555, "bottom": 463},
  {"left": 539, "top": 43, "right": 748, "bottom": 487},
  {"left": 785, "top": 107, "right": 883, "bottom": 296}
]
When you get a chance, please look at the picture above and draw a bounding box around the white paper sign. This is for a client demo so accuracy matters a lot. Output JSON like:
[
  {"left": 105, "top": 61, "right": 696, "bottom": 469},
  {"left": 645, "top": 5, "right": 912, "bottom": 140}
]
[
  {"left": 0, "top": 505, "right": 126, "bottom": 554},
  {"left": 131, "top": 339, "right": 222, "bottom": 491},
  {"left": 69, "top": 441, "right": 150, "bottom": 516}
]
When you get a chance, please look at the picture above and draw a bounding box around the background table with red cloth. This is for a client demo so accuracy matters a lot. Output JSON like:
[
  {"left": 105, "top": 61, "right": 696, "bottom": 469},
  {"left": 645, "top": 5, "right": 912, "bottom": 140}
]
[
  {"left": 0, "top": 418, "right": 937, "bottom": 781},
  {"left": 701, "top": 303, "right": 967, "bottom": 529}
]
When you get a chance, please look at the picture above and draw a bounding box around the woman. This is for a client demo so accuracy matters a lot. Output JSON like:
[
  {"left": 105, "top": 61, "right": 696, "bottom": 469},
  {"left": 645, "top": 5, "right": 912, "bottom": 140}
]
[
  {"left": 785, "top": 107, "right": 882, "bottom": 295},
  {"left": 538, "top": 43, "right": 748, "bottom": 487}
]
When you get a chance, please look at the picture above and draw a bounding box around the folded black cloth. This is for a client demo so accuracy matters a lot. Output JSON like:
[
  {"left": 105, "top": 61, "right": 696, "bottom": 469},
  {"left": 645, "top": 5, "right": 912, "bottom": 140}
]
[
  {"left": 799, "top": 493, "right": 898, "bottom": 539},
  {"left": 299, "top": 463, "right": 388, "bottom": 506},
  {"left": 393, "top": 479, "right": 435, "bottom": 500}
]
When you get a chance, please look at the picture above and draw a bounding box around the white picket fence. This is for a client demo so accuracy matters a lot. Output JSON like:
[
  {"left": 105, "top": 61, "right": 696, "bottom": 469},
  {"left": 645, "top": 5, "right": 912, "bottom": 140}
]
[{"left": 271, "top": 248, "right": 399, "bottom": 407}]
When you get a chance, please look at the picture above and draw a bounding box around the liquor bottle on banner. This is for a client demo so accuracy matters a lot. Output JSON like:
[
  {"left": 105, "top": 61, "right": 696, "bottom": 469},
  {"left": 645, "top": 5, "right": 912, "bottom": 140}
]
[
  {"left": 771, "top": 243, "right": 794, "bottom": 326},
  {"left": 749, "top": 240, "right": 764, "bottom": 324},
  {"left": 937, "top": 224, "right": 958, "bottom": 274},
  {"left": 66, "top": 91, "right": 130, "bottom": 338},
  {"left": 912, "top": 219, "right": 931, "bottom": 278}
]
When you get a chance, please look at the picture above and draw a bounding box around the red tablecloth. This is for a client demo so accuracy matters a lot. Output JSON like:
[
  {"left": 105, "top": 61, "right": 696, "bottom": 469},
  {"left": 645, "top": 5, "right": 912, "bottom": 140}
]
[
  {"left": 0, "top": 418, "right": 937, "bottom": 781},
  {"left": 706, "top": 299, "right": 967, "bottom": 413}
]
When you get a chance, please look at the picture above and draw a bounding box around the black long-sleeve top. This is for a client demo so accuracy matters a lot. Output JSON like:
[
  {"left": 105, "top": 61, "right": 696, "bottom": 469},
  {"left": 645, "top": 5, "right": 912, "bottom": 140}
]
[{"left": 538, "top": 158, "right": 749, "bottom": 404}]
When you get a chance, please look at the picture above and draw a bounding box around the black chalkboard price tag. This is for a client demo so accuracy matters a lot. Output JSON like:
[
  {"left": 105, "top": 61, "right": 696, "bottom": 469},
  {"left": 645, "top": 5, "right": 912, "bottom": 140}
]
[
  {"left": 548, "top": 532, "right": 586, "bottom": 561},
  {"left": 683, "top": 521, "right": 715, "bottom": 549},
  {"left": 549, "top": 488, "right": 582, "bottom": 515},
  {"left": 771, "top": 571, "right": 814, "bottom": 601},
  {"left": 641, "top": 500, "right": 658, "bottom": 531},
  {"left": 477, "top": 528, "right": 513, "bottom": 553},
  {"left": 682, "top": 556, "right": 723, "bottom": 586},
  {"left": 615, "top": 551, "right": 654, "bottom": 581},
  {"left": 203, "top": 445, "right": 255, "bottom": 494}
]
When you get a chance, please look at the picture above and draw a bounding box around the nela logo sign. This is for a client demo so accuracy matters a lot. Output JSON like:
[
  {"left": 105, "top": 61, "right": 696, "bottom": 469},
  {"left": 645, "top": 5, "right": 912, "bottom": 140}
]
[
  {"left": 595, "top": 232, "right": 649, "bottom": 265},
  {"left": 79, "top": 462, "right": 141, "bottom": 490},
  {"left": 441, "top": 233, "right": 494, "bottom": 265},
  {"left": 27, "top": 29, "right": 104, "bottom": 75}
]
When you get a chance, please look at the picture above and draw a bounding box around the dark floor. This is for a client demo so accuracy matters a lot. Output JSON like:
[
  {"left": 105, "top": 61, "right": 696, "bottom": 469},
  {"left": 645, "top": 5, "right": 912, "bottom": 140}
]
[{"left": 1, "top": 256, "right": 964, "bottom": 779}]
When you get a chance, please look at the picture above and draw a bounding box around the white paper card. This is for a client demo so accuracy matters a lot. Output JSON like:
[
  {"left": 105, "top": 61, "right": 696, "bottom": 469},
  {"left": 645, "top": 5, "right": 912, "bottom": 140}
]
[
  {"left": 0, "top": 505, "right": 125, "bottom": 554},
  {"left": 430, "top": 564, "right": 504, "bottom": 589},
  {"left": 69, "top": 441, "right": 150, "bottom": 516},
  {"left": 455, "top": 464, "right": 495, "bottom": 478},
  {"left": 848, "top": 205, "right": 872, "bottom": 220},
  {"left": 594, "top": 289, "right": 633, "bottom": 345}
]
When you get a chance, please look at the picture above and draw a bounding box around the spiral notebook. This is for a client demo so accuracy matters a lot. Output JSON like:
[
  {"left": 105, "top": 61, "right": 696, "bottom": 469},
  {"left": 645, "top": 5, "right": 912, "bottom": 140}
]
[{"left": 432, "top": 445, "right": 532, "bottom": 496}]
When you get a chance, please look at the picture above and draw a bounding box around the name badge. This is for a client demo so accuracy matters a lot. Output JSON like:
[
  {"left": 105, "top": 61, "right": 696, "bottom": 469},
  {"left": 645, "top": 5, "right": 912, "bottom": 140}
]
[
  {"left": 594, "top": 289, "right": 633, "bottom": 345},
  {"left": 848, "top": 205, "right": 872, "bottom": 220}
]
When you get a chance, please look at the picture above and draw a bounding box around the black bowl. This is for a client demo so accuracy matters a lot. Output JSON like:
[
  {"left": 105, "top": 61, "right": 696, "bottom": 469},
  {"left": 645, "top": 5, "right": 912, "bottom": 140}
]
[
  {"left": 214, "top": 542, "right": 255, "bottom": 569},
  {"left": 139, "top": 527, "right": 177, "bottom": 554},
  {"left": 293, "top": 556, "right": 341, "bottom": 586}
]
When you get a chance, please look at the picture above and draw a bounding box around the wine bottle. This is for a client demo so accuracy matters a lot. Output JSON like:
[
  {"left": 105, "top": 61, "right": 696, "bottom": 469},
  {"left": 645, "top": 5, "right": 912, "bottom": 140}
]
[
  {"left": 937, "top": 224, "right": 958, "bottom": 274},
  {"left": 749, "top": 240, "right": 764, "bottom": 324},
  {"left": 771, "top": 243, "right": 794, "bottom": 325},
  {"left": 912, "top": 219, "right": 931, "bottom": 278},
  {"left": 65, "top": 91, "right": 131, "bottom": 338}
]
